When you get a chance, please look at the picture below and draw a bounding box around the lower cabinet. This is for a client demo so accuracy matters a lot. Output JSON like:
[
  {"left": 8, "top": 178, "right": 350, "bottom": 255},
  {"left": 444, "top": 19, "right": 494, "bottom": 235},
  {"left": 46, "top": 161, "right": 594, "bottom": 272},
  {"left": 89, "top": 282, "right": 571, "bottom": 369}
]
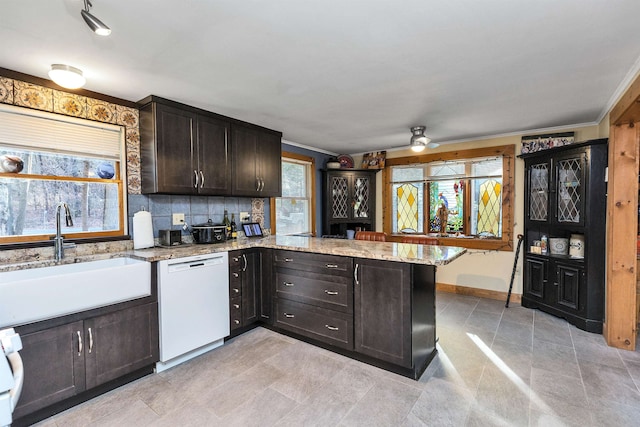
[
  {"left": 354, "top": 258, "right": 412, "bottom": 367},
  {"left": 229, "top": 249, "right": 260, "bottom": 331},
  {"left": 14, "top": 302, "right": 158, "bottom": 420}
]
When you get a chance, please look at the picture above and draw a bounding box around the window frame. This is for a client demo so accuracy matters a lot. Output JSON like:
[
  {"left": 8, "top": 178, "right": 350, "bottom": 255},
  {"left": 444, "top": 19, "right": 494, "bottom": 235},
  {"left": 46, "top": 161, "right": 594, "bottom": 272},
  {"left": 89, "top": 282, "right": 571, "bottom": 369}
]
[
  {"left": 383, "top": 144, "right": 515, "bottom": 251},
  {"left": 270, "top": 151, "right": 317, "bottom": 236},
  {"left": 0, "top": 107, "right": 127, "bottom": 244}
]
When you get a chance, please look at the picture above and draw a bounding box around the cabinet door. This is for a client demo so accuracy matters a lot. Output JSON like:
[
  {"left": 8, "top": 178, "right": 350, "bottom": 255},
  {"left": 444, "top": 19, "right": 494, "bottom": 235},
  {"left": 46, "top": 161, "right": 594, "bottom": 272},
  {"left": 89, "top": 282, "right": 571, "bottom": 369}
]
[
  {"left": 84, "top": 303, "right": 159, "bottom": 389},
  {"left": 352, "top": 173, "right": 373, "bottom": 220},
  {"left": 257, "top": 131, "right": 282, "bottom": 197},
  {"left": 524, "top": 257, "right": 546, "bottom": 300},
  {"left": 231, "top": 126, "right": 259, "bottom": 196},
  {"left": 554, "top": 153, "right": 586, "bottom": 226},
  {"left": 556, "top": 263, "right": 583, "bottom": 311},
  {"left": 196, "top": 114, "right": 231, "bottom": 195},
  {"left": 13, "top": 321, "right": 85, "bottom": 419},
  {"left": 527, "top": 160, "right": 550, "bottom": 223},
  {"left": 354, "top": 258, "right": 412, "bottom": 367},
  {"left": 242, "top": 251, "right": 259, "bottom": 325},
  {"left": 154, "top": 103, "right": 196, "bottom": 194},
  {"left": 328, "top": 172, "right": 350, "bottom": 220}
]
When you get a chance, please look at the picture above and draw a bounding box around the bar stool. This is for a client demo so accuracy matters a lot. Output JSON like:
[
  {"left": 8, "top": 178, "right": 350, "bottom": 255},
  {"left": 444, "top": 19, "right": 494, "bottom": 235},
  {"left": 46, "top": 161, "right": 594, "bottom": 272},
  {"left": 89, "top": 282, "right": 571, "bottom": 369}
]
[{"left": 354, "top": 231, "right": 387, "bottom": 242}]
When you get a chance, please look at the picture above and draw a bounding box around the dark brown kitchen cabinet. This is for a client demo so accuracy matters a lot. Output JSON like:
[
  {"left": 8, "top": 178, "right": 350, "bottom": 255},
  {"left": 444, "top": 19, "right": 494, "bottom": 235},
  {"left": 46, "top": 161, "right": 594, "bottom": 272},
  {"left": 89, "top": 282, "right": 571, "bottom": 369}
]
[
  {"left": 323, "top": 169, "right": 377, "bottom": 237},
  {"left": 231, "top": 125, "right": 282, "bottom": 197},
  {"left": 521, "top": 139, "right": 607, "bottom": 333},
  {"left": 13, "top": 321, "right": 85, "bottom": 419},
  {"left": 13, "top": 302, "right": 158, "bottom": 422},
  {"left": 139, "top": 97, "right": 231, "bottom": 195},
  {"left": 229, "top": 249, "right": 259, "bottom": 331},
  {"left": 353, "top": 258, "right": 412, "bottom": 367}
]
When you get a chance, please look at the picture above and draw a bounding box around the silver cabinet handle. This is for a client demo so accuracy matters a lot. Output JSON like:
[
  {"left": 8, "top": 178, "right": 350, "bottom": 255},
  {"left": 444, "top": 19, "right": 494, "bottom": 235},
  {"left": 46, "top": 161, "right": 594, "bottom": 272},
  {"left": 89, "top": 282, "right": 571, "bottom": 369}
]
[
  {"left": 326, "top": 264, "right": 338, "bottom": 268},
  {"left": 242, "top": 254, "right": 247, "bottom": 272},
  {"left": 88, "top": 327, "right": 93, "bottom": 354},
  {"left": 199, "top": 170, "right": 205, "bottom": 188},
  {"left": 284, "top": 258, "right": 293, "bottom": 262},
  {"left": 284, "top": 313, "right": 295, "bottom": 318},
  {"left": 354, "top": 263, "right": 359, "bottom": 285},
  {"left": 233, "top": 287, "right": 240, "bottom": 294},
  {"left": 194, "top": 170, "right": 199, "bottom": 188},
  {"left": 260, "top": 179, "right": 265, "bottom": 191},
  {"left": 233, "top": 272, "right": 239, "bottom": 278},
  {"left": 234, "top": 319, "right": 240, "bottom": 325},
  {"left": 283, "top": 282, "right": 295, "bottom": 287},
  {"left": 233, "top": 303, "right": 240, "bottom": 309},
  {"left": 233, "top": 256, "right": 240, "bottom": 262},
  {"left": 77, "top": 331, "right": 82, "bottom": 356},
  {"left": 324, "top": 290, "right": 338, "bottom": 295},
  {"left": 256, "top": 178, "right": 260, "bottom": 191},
  {"left": 325, "top": 325, "right": 339, "bottom": 331}
]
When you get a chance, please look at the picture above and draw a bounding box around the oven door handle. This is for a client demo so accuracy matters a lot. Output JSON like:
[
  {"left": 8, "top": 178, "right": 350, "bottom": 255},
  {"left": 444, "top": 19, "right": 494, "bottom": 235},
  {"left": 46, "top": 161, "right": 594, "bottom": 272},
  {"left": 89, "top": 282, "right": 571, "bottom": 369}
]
[{"left": 7, "top": 352, "right": 24, "bottom": 411}]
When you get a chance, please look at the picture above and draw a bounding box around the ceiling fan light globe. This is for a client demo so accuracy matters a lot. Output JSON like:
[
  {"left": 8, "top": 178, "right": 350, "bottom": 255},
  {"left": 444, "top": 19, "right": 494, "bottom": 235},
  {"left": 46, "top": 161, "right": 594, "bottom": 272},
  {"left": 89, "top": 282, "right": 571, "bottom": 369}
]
[{"left": 410, "top": 143, "right": 426, "bottom": 152}]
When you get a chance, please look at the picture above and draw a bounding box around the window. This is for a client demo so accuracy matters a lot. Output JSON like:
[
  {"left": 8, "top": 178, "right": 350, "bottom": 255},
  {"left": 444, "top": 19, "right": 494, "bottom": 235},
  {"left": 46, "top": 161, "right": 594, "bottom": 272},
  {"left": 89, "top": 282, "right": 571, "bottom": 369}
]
[
  {"left": 0, "top": 105, "right": 126, "bottom": 243},
  {"left": 271, "top": 152, "right": 316, "bottom": 236},
  {"left": 384, "top": 145, "right": 514, "bottom": 251}
]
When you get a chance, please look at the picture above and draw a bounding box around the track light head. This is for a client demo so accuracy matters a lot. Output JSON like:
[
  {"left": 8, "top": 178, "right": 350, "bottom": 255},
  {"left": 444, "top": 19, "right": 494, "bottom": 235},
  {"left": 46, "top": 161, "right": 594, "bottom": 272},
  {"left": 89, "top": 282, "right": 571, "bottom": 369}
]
[{"left": 81, "top": 0, "right": 111, "bottom": 36}]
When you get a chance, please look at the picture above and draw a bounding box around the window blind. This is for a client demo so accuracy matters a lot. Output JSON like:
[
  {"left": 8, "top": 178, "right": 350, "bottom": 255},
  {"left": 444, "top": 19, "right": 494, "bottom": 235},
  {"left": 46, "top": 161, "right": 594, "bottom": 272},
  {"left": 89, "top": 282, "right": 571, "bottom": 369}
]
[{"left": 0, "top": 105, "right": 123, "bottom": 160}]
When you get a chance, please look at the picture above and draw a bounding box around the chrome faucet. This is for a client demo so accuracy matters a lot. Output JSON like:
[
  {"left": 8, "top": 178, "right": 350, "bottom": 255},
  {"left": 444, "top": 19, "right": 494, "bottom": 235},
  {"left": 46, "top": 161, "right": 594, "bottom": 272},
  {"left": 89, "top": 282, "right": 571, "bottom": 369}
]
[{"left": 53, "top": 202, "right": 74, "bottom": 261}]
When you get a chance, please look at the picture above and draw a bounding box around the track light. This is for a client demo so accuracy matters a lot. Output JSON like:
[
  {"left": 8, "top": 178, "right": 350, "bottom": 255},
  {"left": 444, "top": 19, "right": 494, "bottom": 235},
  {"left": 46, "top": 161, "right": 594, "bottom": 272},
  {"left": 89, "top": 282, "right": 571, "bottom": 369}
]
[
  {"left": 409, "top": 126, "right": 439, "bottom": 152},
  {"left": 81, "top": 0, "right": 111, "bottom": 36},
  {"left": 48, "top": 64, "right": 86, "bottom": 89}
]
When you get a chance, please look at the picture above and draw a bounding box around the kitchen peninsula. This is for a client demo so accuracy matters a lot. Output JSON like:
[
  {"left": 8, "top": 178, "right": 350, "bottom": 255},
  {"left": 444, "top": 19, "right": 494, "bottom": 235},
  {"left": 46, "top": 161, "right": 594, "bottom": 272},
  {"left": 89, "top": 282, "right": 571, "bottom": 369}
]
[{"left": 131, "top": 235, "right": 466, "bottom": 379}]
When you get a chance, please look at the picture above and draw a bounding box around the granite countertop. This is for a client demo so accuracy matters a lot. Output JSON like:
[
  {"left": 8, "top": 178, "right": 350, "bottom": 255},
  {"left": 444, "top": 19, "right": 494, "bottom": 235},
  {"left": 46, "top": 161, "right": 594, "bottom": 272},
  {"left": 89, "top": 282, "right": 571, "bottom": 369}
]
[
  {"left": 129, "top": 235, "right": 467, "bottom": 266},
  {"left": 0, "top": 236, "right": 466, "bottom": 273}
]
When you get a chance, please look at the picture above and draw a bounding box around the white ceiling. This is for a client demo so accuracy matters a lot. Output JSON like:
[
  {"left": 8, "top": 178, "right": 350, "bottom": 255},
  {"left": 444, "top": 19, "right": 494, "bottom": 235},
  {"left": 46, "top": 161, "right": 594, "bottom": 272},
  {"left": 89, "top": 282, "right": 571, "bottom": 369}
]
[{"left": 2, "top": 0, "right": 640, "bottom": 154}]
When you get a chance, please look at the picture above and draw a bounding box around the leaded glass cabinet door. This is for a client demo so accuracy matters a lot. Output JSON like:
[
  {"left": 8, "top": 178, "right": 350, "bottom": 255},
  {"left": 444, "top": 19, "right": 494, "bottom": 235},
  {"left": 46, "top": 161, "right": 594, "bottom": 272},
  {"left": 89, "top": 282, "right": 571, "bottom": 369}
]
[
  {"left": 528, "top": 161, "right": 549, "bottom": 222},
  {"left": 352, "top": 174, "right": 371, "bottom": 220},
  {"left": 555, "top": 154, "right": 585, "bottom": 226},
  {"left": 330, "top": 175, "right": 349, "bottom": 219}
]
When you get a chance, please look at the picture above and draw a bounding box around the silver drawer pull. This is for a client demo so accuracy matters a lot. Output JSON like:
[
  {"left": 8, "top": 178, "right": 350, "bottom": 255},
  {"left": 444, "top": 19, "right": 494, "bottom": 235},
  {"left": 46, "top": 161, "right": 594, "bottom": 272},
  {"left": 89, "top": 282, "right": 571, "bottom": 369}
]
[
  {"left": 233, "top": 257, "right": 240, "bottom": 262},
  {"left": 326, "top": 264, "right": 339, "bottom": 268},
  {"left": 233, "top": 272, "right": 239, "bottom": 278},
  {"left": 77, "top": 330, "right": 82, "bottom": 355},
  {"left": 233, "top": 287, "right": 240, "bottom": 293},
  {"left": 234, "top": 319, "right": 240, "bottom": 325},
  {"left": 88, "top": 327, "right": 93, "bottom": 354},
  {"left": 233, "top": 304, "right": 240, "bottom": 309},
  {"left": 325, "top": 325, "right": 339, "bottom": 331},
  {"left": 284, "top": 312, "right": 295, "bottom": 318},
  {"left": 324, "top": 290, "right": 338, "bottom": 295},
  {"left": 283, "top": 282, "right": 295, "bottom": 287},
  {"left": 284, "top": 258, "right": 293, "bottom": 262}
]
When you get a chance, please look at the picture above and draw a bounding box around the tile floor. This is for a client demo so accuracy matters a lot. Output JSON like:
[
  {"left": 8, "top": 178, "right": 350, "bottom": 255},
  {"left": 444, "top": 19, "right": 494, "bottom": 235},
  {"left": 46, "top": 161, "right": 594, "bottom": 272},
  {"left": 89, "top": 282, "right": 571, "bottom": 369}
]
[{"left": 35, "top": 292, "right": 640, "bottom": 426}]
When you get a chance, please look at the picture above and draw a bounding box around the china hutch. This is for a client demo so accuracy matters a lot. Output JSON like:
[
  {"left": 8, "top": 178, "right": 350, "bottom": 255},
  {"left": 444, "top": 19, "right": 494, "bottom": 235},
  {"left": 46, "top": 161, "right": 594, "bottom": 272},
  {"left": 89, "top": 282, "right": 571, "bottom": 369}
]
[
  {"left": 322, "top": 169, "right": 378, "bottom": 237},
  {"left": 520, "top": 138, "right": 607, "bottom": 333}
]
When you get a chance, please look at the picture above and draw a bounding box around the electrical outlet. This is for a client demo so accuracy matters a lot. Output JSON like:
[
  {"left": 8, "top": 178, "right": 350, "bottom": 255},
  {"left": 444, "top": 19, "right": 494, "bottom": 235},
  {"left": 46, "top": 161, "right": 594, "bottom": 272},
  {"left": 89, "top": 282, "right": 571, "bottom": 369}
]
[
  {"left": 172, "top": 213, "right": 185, "bottom": 225},
  {"left": 240, "top": 211, "right": 250, "bottom": 222}
]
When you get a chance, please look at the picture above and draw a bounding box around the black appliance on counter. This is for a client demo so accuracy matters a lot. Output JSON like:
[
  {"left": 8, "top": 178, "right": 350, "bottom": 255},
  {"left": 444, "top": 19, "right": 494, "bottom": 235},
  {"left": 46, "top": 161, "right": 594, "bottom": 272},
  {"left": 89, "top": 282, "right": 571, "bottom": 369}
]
[{"left": 191, "top": 220, "right": 227, "bottom": 244}]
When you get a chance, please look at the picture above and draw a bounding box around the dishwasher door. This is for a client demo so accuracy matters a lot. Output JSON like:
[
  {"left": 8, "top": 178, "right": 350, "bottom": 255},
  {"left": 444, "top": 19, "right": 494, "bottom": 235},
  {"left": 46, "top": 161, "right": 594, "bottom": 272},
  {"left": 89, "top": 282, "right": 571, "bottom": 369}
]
[{"left": 158, "top": 252, "right": 229, "bottom": 365}]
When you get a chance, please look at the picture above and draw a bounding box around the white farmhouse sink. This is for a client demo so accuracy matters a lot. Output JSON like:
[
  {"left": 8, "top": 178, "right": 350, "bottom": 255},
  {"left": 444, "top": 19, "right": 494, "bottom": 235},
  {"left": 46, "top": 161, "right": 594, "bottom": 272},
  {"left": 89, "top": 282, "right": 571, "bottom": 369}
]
[{"left": 0, "top": 257, "right": 151, "bottom": 328}]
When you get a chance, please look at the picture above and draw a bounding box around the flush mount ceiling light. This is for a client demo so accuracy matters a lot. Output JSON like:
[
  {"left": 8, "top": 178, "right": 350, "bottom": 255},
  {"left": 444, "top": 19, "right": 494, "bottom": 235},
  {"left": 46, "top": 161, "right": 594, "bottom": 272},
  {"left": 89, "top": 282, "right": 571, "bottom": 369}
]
[
  {"left": 48, "top": 64, "right": 86, "bottom": 89},
  {"left": 409, "top": 126, "right": 439, "bottom": 152},
  {"left": 81, "top": 0, "right": 111, "bottom": 36}
]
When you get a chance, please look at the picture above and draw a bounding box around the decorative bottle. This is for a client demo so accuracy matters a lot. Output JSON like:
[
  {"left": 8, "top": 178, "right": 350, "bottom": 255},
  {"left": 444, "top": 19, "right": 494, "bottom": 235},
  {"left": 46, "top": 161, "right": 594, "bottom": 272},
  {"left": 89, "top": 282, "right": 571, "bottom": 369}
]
[
  {"left": 223, "top": 210, "right": 231, "bottom": 240},
  {"left": 231, "top": 213, "right": 237, "bottom": 239}
]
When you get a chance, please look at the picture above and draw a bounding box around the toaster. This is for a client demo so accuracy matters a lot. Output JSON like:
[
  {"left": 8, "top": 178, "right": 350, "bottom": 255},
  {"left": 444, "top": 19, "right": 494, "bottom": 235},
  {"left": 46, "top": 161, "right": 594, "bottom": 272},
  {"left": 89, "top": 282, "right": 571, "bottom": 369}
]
[{"left": 159, "top": 229, "right": 182, "bottom": 246}]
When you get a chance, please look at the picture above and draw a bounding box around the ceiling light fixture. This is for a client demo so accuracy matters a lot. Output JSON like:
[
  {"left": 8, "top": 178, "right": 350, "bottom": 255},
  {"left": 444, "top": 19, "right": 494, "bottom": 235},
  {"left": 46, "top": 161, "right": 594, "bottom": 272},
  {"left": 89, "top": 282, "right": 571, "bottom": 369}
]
[
  {"left": 409, "top": 126, "right": 440, "bottom": 152},
  {"left": 48, "top": 64, "right": 86, "bottom": 89},
  {"left": 81, "top": 0, "right": 111, "bottom": 36}
]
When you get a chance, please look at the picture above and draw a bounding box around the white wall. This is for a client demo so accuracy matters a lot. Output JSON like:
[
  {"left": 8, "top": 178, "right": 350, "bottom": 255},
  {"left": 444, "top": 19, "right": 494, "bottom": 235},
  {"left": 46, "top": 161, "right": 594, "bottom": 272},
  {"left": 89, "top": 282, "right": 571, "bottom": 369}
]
[{"left": 353, "top": 124, "right": 604, "bottom": 295}]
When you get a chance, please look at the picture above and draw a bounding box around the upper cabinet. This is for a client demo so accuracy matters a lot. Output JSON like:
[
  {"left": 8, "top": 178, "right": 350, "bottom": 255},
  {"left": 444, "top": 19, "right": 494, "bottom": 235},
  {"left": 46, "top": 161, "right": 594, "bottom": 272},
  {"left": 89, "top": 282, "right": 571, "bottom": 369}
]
[
  {"left": 138, "top": 96, "right": 281, "bottom": 197},
  {"left": 323, "top": 169, "right": 377, "bottom": 236},
  {"left": 231, "top": 125, "right": 282, "bottom": 197}
]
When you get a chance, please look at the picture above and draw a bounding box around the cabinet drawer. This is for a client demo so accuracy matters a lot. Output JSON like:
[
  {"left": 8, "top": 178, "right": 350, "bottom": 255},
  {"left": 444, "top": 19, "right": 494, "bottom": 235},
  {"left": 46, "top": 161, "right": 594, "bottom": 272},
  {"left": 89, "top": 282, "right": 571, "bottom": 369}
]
[
  {"left": 230, "top": 296, "right": 242, "bottom": 330},
  {"left": 274, "top": 299, "right": 353, "bottom": 350},
  {"left": 275, "top": 270, "right": 353, "bottom": 313},
  {"left": 274, "top": 250, "right": 353, "bottom": 277}
]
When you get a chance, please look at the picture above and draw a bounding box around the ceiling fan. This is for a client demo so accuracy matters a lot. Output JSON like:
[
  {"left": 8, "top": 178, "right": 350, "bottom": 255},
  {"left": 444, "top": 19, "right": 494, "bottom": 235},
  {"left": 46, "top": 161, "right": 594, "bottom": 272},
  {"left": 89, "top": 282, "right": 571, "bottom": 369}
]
[{"left": 408, "top": 126, "right": 439, "bottom": 152}]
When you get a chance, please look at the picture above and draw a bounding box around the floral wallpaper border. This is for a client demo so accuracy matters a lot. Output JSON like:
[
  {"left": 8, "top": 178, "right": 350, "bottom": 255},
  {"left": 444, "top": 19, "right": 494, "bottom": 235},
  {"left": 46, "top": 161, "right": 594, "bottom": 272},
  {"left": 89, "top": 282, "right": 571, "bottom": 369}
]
[{"left": 0, "top": 76, "right": 142, "bottom": 194}]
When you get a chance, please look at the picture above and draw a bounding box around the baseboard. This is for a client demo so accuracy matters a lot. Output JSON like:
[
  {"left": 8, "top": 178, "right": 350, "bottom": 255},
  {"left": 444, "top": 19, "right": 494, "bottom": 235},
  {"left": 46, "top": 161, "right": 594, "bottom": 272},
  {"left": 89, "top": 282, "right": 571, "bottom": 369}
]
[{"left": 436, "top": 282, "right": 522, "bottom": 304}]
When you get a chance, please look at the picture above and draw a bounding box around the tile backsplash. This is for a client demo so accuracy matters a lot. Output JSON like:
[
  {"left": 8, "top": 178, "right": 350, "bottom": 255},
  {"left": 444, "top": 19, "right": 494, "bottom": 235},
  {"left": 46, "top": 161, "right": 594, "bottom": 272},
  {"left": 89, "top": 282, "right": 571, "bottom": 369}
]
[{"left": 128, "top": 194, "right": 268, "bottom": 240}]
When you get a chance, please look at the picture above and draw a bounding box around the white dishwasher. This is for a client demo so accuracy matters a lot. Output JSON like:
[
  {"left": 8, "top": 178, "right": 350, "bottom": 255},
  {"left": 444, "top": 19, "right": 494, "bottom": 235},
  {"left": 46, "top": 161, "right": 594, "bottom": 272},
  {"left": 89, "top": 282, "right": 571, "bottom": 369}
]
[{"left": 156, "top": 252, "right": 229, "bottom": 372}]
